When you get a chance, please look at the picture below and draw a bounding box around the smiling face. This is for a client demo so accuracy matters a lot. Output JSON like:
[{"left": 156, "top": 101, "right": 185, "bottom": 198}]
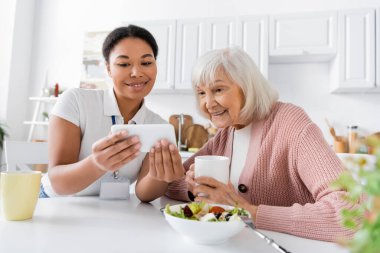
[
  {"left": 107, "top": 37, "right": 157, "bottom": 103},
  {"left": 196, "top": 70, "right": 246, "bottom": 129}
]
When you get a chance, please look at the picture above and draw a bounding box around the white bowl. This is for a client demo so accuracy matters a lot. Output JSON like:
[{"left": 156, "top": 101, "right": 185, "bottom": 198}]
[{"left": 164, "top": 203, "right": 246, "bottom": 245}]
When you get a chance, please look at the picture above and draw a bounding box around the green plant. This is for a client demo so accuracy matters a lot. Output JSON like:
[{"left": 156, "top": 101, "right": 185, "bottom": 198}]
[
  {"left": 332, "top": 137, "right": 380, "bottom": 253},
  {"left": 0, "top": 122, "right": 9, "bottom": 150},
  {"left": 42, "top": 111, "right": 49, "bottom": 121}
]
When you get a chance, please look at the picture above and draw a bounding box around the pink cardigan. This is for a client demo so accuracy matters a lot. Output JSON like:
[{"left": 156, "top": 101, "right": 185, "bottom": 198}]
[{"left": 167, "top": 102, "right": 356, "bottom": 242}]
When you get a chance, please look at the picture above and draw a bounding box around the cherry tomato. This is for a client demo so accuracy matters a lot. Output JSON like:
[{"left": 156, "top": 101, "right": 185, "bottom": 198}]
[{"left": 209, "top": 206, "right": 225, "bottom": 214}]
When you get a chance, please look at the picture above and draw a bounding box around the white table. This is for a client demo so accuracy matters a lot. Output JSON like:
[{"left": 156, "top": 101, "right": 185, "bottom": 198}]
[{"left": 0, "top": 195, "right": 349, "bottom": 253}]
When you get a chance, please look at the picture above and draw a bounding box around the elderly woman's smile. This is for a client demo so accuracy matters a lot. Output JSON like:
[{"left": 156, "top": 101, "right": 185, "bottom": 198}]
[
  {"left": 209, "top": 110, "right": 227, "bottom": 116},
  {"left": 196, "top": 70, "right": 245, "bottom": 129}
]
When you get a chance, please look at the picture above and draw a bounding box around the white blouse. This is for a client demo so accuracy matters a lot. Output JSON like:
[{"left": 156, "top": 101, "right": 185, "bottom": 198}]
[
  {"left": 42, "top": 88, "right": 166, "bottom": 197},
  {"left": 230, "top": 123, "right": 252, "bottom": 189}
]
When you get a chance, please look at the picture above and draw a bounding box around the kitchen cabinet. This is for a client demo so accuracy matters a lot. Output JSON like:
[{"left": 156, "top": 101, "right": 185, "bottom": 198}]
[
  {"left": 136, "top": 18, "right": 236, "bottom": 92},
  {"left": 175, "top": 19, "right": 207, "bottom": 90},
  {"left": 132, "top": 20, "right": 177, "bottom": 91},
  {"left": 205, "top": 17, "right": 236, "bottom": 51},
  {"left": 236, "top": 15, "right": 268, "bottom": 77},
  {"left": 330, "top": 9, "right": 377, "bottom": 93},
  {"left": 269, "top": 11, "right": 337, "bottom": 62},
  {"left": 123, "top": 8, "right": 380, "bottom": 94},
  {"left": 174, "top": 17, "right": 236, "bottom": 90}
]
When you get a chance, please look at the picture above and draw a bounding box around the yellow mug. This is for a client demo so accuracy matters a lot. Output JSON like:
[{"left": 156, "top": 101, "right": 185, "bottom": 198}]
[{"left": 1, "top": 171, "right": 42, "bottom": 221}]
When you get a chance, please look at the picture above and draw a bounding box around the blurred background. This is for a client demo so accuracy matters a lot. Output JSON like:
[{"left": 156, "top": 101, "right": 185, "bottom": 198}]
[{"left": 1, "top": 0, "right": 379, "bottom": 157}]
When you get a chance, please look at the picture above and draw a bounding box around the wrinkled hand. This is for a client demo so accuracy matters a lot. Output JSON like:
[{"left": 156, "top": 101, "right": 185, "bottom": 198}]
[
  {"left": 193, "top": 177, "right": 250, "bottom": 208},
  {"left": 148, "top": 139, "right": 185, "bottom": 183},
  {"left": 91, "top": 131, "right": 141, "bottom": 172}
]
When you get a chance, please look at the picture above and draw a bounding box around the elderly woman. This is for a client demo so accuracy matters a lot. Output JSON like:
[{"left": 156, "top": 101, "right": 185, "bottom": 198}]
[{"left": 135, "top": 47, "right": 356, "bottom": 242}]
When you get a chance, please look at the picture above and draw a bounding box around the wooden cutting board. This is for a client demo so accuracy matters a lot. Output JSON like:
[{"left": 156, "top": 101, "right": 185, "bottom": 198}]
[
  {"left": 185, "top": 124, "right": 209, "bottom": 149},
  {"left": 169, "top": 114, "right": 193, "bottom": 144}
]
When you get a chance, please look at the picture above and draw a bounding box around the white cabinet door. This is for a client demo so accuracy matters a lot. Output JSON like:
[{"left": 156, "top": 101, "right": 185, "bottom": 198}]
[
  {"left": 175, "top": 18, "right": 236, "bottom": 90},
  {"left": 269, "top": 11, "right": 337, "bottom": 62},
  {"left": 134, "top": 20, "right": 176, "bottom": 91},
  {"left": 205, "top": 18, "right": 236, "bottom": 50},
  {"left": 175, "top": 19, "right": 207, "bottom": 90},
  {"left": 330, "top": 9, "right": 376, "bottom": 93},
  {"left": 237, "top": 15, "right": 268, "bottom": 77}
]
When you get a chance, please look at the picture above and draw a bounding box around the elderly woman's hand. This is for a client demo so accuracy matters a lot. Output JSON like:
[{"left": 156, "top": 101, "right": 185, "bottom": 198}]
[
  {"left": 91, "top": 130, "right": 141, "bottom": 172},
  {"left": 193, "top": 177, "right": 258, "bottom": 220},
  {"left": 148, "top": 139, "right": 185, "bottom": 183},
  {"left": 185, "top": 164, "right": 196, "bottom": 193}
]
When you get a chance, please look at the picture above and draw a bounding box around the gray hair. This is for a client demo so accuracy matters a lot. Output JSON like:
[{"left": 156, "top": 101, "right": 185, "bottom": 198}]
[{"left": 191, "top": 47, "right": 278, "bottom": 122}]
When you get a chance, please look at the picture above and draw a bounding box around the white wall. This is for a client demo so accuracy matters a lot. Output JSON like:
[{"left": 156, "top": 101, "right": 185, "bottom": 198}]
[
  {"left": 7, "top": 0, "right": 36, "bottom": 140},
  {"left": 0, "top": 0, "right": 17, "bottom": 120},
  {"left": 269, "top": 63, "right": 380, "bottom": 143},
  {"left": 4, "top": 0, "right": 380, "bottom": 143},
  {"left": 0, "top": 0, "right": 36, "bottom": 141}
]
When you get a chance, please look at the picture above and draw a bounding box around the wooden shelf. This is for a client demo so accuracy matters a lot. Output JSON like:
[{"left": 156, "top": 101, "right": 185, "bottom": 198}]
[
  {"left": 29, "top": 97, "right": 58, "bottom": 102},
  {"left": 24, "top": 121, "right": 49, "bottom": 126},
  {"left": 25, "top": 97, "right": 58, "bottom": 141}
]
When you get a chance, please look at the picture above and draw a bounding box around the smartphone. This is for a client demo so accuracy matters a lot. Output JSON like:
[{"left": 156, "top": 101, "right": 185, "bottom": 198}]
[{"left": 111, "top": 124, "right": 176, "bottom": 153}]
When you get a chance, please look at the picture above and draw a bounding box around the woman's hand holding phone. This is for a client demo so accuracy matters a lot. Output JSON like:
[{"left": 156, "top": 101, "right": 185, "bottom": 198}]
[{"left": 91, "top": 131, "right": 141, "bottom": 172}]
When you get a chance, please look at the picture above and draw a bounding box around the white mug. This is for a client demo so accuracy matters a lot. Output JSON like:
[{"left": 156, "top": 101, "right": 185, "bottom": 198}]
[{"left": 194, "top": 155, "right": 230, "bottom": 184}]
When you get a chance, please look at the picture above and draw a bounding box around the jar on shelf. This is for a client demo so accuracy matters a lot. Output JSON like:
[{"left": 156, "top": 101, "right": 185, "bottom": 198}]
[
  {"left": 54, "top": 83, "right": 59, "bottom": 97},
  {"left": 356, "top": 136, "right": 369, "bottom": 154},
  {"left": 347, "top": 125, "right": 358, "bottom": 153},
  {"left": 333, "top": 136, "right": 347, "bottom": 153}
]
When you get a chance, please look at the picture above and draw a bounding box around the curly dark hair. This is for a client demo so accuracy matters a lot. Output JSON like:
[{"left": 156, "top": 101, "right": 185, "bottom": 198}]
[{"left": 102, "top": 24, "right": 158, "bottom": 63}]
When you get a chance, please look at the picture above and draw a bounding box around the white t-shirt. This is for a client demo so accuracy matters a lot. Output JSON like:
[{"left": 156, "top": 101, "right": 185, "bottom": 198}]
[
  {"left": 230, "top": 123, "right": 252, "bottom": 189},
  {"left": 42, "top": 88, "right": 166, "bottom": 197}
]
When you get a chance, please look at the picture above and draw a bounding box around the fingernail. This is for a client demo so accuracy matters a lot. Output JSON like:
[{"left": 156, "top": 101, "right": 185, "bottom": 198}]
[
  {"left": 132, "top": 136, "right": 139, "bottom": 143},
  {"left": 169, "top": 144, "right": 176, "bottom": 151},
  {"left": 150, "top": 148, "right": 155, "bottom": 153},
  {"left": 134, "top": 143, "right": 141, "bottom": 150},
  {"left": 155, "top": 142, "right": 161, "bottom": 148}
]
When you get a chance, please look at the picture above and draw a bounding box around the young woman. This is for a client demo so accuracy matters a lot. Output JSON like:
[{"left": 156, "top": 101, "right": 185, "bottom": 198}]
[{"left": 41, "top": 25, "right": 165, "bottom": 197}]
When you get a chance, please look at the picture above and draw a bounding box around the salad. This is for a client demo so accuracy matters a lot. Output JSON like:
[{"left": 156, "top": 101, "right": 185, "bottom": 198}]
[{"left": 165, "top": 202, "right": 250, "bottom": 222}]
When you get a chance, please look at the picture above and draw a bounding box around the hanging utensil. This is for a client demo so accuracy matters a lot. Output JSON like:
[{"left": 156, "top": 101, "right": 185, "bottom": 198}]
[
  {"left": 185, "top": 124, "right": 209, "bottom": 149},
  {"left": 325, "top": 118, "right": 337, "bottom": 141},
  {"left": 169, "top": 114, "right": 193, "bottom": 144}
]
